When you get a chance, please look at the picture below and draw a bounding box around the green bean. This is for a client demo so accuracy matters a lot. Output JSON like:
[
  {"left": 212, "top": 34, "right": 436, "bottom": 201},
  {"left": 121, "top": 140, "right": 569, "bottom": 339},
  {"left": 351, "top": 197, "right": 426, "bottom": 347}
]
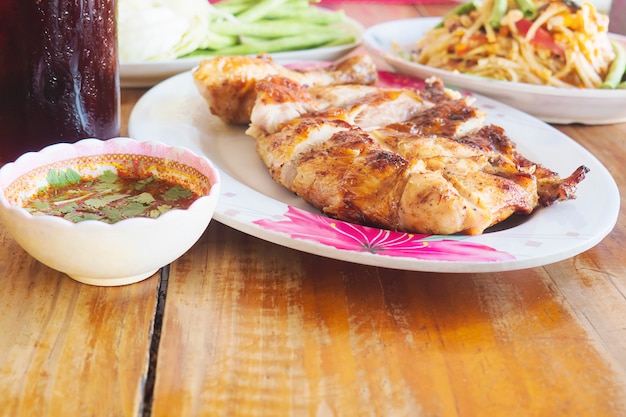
[
  {"left": 488, "top": 0, "right": 508, "bottom": 29},
  {"left": 600, "top": 41, "right": 626, "bottom": 89},
  {"left": 212, "top": 2, "right": 250, "bottom": 15},
  {"left": 198, "top": 0, "right": 352, "bottom": 57},
  {"left": 263, "top": 4, "right": 309, "bottom": 16},
  {"left": 217, "top": 0, "right": 323, "bottom": 19},
  {"left": 235, "top": 0, "right": 290, "bottom": 23},
  {"left": 200, "top": 32, "right": 238, "bottom": 51},
  {"left": 318, "top": 36, "right": 356, "bottom": 48},
  {"left": 265, "top": 7, "right": 345, "bottom": 24},
  {"left": 187, "top": 32, "right": 350, "bottom": 57},
  {"left": 514, "top": 0, "right": 538, "bottom": 20},
  {"left": 436, "top": 1, "right": 477, "bottom": 28},
  {"left": 210, "top": 20, "right": 335, "bottom": 38}
]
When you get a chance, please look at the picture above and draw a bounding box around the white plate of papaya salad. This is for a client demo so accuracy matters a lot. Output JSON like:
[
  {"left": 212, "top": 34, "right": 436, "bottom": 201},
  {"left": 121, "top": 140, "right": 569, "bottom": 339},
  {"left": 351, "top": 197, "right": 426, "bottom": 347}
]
[{"left": 363, "top": 0, "right": 626, "bottom": 124}]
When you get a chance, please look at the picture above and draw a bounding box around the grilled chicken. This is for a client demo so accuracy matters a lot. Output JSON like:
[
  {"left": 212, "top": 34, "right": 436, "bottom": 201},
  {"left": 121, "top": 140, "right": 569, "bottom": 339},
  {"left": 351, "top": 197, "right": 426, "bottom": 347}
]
[
  {"left": 193, "top": 53, "right": 378, "bottom": 124},
  {"left": 194, "top": 55, "right": 588, "bottom": 235},
  {"left": 246, "top": 74, "right": 439, "bottom": 136}
]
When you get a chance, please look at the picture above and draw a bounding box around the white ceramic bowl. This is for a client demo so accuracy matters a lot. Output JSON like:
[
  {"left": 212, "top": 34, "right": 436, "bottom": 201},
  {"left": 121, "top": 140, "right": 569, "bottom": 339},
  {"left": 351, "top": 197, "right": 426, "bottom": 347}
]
[{"left": 0, "top": 137, "right": 221, "bottom": 286}]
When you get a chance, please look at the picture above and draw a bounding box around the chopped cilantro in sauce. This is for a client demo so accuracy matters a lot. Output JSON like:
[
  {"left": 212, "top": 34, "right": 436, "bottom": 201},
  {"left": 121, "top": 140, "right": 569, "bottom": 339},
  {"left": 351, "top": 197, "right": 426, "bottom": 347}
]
[{"left": 23, "top": 169, "right": 199, "bottom": 223}]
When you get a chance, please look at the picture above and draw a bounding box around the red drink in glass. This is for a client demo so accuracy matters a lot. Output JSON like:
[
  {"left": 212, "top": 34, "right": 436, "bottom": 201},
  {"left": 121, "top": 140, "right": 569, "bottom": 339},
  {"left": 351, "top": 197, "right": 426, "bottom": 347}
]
[{"left": 0, "top": 0, "right": 120, "bottom": 166}]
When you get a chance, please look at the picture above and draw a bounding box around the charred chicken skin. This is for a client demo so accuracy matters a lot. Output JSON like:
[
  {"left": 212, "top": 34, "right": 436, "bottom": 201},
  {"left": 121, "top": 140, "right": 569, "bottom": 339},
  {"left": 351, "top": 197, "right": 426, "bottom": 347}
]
[
  {"left": 193, "top": 55, "right": 588, "bottom": 235},
  {"left": 193, "top": 53, "right": 377, "bottom": 124}
]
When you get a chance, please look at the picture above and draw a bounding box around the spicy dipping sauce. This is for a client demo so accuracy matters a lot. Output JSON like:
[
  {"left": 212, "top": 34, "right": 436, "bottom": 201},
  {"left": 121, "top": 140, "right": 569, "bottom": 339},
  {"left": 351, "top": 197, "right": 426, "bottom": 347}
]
[{"left": 22, "top": 168, "right": 199, "bottom": 224}]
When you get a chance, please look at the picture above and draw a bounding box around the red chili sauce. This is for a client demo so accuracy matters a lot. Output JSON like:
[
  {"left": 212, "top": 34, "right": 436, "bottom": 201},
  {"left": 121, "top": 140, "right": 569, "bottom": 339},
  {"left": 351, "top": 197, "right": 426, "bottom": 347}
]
[{"left": 22, "top": 169, "right": 199, "bottom": 224}]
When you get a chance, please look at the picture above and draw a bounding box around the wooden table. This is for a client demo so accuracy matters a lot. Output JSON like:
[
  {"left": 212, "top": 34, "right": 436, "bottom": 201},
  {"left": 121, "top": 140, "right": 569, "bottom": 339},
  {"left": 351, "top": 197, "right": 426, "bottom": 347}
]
[{"left": 2, "top": 2, "right": 625, "bottom": 416}]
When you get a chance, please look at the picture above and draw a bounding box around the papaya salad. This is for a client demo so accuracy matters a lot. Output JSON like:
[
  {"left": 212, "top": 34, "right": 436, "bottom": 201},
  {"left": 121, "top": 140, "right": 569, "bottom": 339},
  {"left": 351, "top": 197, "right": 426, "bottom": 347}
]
[{"left": 406, "top": 0, "right": 626, "bottom": 88}]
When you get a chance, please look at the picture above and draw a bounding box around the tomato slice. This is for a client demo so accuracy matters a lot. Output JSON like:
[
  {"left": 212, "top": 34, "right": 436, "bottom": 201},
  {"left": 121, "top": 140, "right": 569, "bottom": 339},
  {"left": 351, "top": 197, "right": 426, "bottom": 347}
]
[{"left": 515, "top": 18, "right": 565, "bottom": 56}]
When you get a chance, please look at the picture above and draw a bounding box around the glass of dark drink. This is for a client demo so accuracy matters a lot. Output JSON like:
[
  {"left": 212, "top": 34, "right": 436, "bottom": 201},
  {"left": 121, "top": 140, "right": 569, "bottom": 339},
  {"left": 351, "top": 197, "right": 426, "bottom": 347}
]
[{"left": 0, "top": 0, "right": 120, "bottom": 166}]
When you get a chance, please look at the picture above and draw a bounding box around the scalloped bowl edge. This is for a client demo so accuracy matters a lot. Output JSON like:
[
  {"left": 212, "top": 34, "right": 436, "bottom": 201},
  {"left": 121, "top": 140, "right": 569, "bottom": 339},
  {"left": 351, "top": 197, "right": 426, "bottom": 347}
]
[{"left": 0, "top": 137, "right": 221, "bottom": 286}]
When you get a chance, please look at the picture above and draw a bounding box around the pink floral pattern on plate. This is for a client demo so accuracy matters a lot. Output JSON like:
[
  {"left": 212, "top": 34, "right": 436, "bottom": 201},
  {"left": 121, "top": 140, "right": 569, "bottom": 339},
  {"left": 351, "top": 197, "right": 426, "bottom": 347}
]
[
  {"left": 377, "top": 71, "right": 476, "bottom": 97},
  {"left": 377, "top": 71, "right": 426, "bottom": 89},
  {"left": 254, "top": 206, "right": 514, "bottom": 262}
]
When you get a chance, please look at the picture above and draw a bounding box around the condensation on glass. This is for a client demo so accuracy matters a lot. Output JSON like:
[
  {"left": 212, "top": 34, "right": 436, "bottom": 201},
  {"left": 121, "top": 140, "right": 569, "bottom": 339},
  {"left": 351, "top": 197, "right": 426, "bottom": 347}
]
[{"left": 0, "top": 0, "right": 120, "bottom": 165}]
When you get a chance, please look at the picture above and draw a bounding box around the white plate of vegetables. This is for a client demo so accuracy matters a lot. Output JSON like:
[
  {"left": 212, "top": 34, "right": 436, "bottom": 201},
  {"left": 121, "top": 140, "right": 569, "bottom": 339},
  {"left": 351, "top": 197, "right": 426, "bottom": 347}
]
[{"left": 119, "top": 0, "right": 363, "bottom": 87}]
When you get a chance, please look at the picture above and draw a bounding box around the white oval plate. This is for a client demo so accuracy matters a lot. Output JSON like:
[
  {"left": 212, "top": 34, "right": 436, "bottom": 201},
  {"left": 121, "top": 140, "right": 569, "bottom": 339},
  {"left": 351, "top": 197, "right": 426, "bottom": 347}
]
[
  {"left": 128, "top": 70, "right": 619, "bottom": 273},
  {"left": 120, "top": 16, "right": 363, "bottom": 88},
  {"left": 362, "top": 17, "right": 626, "bottom": 125}
]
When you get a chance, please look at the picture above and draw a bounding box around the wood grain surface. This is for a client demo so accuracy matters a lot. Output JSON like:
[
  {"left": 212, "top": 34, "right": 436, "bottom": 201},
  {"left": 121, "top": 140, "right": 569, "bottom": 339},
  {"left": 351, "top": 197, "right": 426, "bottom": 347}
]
[
  {"left": 153, "top": 223, "right": 626, "bottom": 417},
  {"left": 0, "top": 233, "right": 160, "bottom": 416},
  {"left": 1, "top": 2, "right": 625, "bottom": 417}
]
